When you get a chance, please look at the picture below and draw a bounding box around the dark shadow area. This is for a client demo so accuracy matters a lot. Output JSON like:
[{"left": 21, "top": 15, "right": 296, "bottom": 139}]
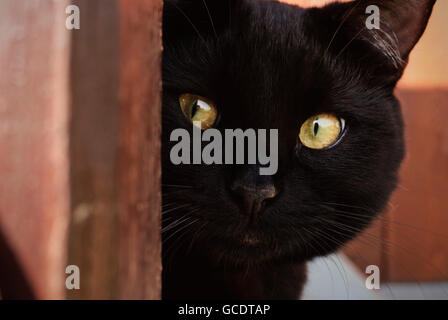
[{"left": 0, "top": 227, "right": 35, "bottom": 299}]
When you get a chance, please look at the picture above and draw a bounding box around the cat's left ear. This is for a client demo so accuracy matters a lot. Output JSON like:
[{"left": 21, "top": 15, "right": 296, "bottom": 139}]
[
  {"left": 363, "top": 0, "right": 436, "bottom": 60},
  {"left": 311, "top": 0, "right": 436, "bottom": 69}
]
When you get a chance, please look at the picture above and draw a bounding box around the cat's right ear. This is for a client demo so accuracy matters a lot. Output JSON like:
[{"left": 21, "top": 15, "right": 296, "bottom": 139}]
[
  {"left": 163, "top": 0, "right": 244, "bottom": 41},
  {"left": 308, "top": 0, "right": 436, "bottom": 79}
]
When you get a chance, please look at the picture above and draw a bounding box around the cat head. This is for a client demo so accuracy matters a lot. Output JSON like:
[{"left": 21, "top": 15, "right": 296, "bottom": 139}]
[{"left": 162, "top": 0, "right": 435, "bottom": 267}]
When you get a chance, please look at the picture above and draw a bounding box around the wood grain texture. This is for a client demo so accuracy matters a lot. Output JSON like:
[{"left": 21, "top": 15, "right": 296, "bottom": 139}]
[
  {"left": 68, "top": 0, "right": 162, "bottom": 299},
  {"left": 387, "top": 89, "right": 448, "bottom": 282},
  {"left": 0, "top": 0, "right": 71, "bottom": 299},
  {"left": 68, "top": 0, "right": 120, "bottom": 299},
  {"left": 345, "top": 89, "right": 448, "bottom": 282},
  {"left": 343, "top": 219, "right": 388, "bottom": 280},
  {"left": 117, "top": 0, "right": 163, "bottom": 299}
]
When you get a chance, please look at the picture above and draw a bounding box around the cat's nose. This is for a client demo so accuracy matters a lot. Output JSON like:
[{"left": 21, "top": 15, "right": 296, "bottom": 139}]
[{"left": 230, "top": 182, "right": 278, "bottom": 223}]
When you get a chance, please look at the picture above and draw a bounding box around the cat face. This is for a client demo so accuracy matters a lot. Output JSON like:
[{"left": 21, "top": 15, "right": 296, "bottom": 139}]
[{"left": 162, "top": 0, "right": 434, "bottom": 267}]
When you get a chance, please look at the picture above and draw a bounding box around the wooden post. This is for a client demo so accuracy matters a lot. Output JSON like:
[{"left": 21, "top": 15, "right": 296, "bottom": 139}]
[
  {"left": 68, "top": 0, "right": 162, "bottom": 299},
  {"left": 0, "top": 0, "right": 162, "bottom": 299},
  {"left": 0, "top": 0, "right": 71, "bottom": 299},
  {"left": 117, "top": 0, "right": 163, "bottom": 299}
]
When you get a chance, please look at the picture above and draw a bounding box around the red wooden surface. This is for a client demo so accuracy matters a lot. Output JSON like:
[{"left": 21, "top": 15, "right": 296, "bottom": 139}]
[
  {"left": 345, "top": 89, "right": 448, "bottom": 282},
  {"left": 0, "top": 0, "right": 162, "bottom": 299},
  {"left": 117, "top": 0, "right": 163, "bottom": 299},
  {"left": 387, "top": 89, "right": 448, "bottom": 282},
  {"left": 67, "top": 0, "right": 162, "bottom": 299},
  {"left": 0, "top": 0, "right": 71, "bottom": 299}
]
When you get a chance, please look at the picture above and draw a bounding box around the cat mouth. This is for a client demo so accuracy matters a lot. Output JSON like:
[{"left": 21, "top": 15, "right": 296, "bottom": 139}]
[
  {"left": 229, "top": 230, "right": 273, "bottom": 254},
  {"left": 241, "top": 233, "right": 261, "bottom": 246}
]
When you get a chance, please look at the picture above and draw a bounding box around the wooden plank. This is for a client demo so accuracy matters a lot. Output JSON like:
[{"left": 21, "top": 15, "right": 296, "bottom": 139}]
[
  {"left": 67, "top": 0, "right": 120, "bottom": 299},
  {"left": 344, "top": 89, "right": 448, "bottom": 282},
  {"left": 343, "top": 219, "right": 388, "bottom": 280},
  {"left": 68, "top": 0, "right": 162, "bottom": 299},
  {"left": 116, "top": 0, "right": 163, "bottom": 300},
  {"left": 386, "top": 89, "right": 448, "bottom": 282},
  {"left": 0, "top": 0, "right": 71, "bottom": 299}
]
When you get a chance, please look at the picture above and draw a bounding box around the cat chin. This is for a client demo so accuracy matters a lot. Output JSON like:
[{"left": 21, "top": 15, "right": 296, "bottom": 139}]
[
  {"left": 209, "top": 252, "right": 311, "bottom": 272},
  {"left": 201, "top": 240, "right": 312, "bottom": 271}
]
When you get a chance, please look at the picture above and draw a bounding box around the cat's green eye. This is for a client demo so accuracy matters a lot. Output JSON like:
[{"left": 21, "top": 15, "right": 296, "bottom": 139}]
[
  {"left": 299, "top": 113, "right": 345, "bottom": 149},
  {"left": 179, "top": 94, "right": 218, "bottom": 130}
]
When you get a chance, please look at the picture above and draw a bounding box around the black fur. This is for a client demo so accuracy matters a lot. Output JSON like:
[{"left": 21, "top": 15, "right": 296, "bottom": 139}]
[{"left": 161, "top": 0, "right": 435, "bottom": 299}]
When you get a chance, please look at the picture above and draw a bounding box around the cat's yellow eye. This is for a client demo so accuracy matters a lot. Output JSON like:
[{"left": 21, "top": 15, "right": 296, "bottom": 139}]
[
  {"left": 299, "top": 113, "right": 345, "bottom": 149},
  {"left": 179, "top": 94, "right": 218, "bottom": 130}
]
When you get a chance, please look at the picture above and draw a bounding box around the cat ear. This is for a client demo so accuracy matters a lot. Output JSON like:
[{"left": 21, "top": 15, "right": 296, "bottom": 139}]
[
  {"left": 360, "top": 0, "right": 436, "bottom": 61},
  {"left": 313, "top": 0, "right": 436, "bottom": 69},
  {"left": 163, "top": 0, "right": 243, "bottom": 40}
]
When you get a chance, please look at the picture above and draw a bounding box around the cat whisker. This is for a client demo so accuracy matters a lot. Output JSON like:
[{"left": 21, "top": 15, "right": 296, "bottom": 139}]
[
  {"left": 162, "top": 203, "right": 191, "bottom": 215},
  {"left": 321, "top": 1, "right": 361, "bottom": 64},
  {"left": 319, "top": 201, "right": 375, "bottom": 213},
  {"left": 337, "top": 228, "right": 444, "bottom": 299},
  {"left": 320, "top": 204, "right": 448, "bottom": 240},
  {"left": 201, "top": 0, "right": 218, "bottom": 39},
  {"left": 334, "top": 27, "right": 365, "bottom": 60},
  {"left": 163, "top": 218, "right": 200, "bottom": 246},
  {"left": 162, "top": 201, "right": 182, "bottom": 208},
  {"left": 318, "top": 202, "right": 448, "bottom": 237},
  {"left": 167, "top": 1, "right": 207, "bottom": 45},
  {"left": 310, "top": 224, "right": 403, "bottom": 298},
  {"left": 163, "top": 216, "right": 191, "bottom": 233},
  {"left": 163, "top": 218, "right": 202, "bottom": 267},
  {"left": 301, "top": 227, "right": 350, "bottom": 298},
  {"left": 162, "top": 205, "right": 195, "bottom": 221},
  {"left": 186, "top": 219, "right": 207, "bottom": 254},
  {"left": 162, "top": 206, "right": 201, "bottom": 230},
  {"left": 314, "top": 225, "right": 399, "bottom": 299},
  {"left": 314, "top": 216, "right": 448, "bottom": 297}
]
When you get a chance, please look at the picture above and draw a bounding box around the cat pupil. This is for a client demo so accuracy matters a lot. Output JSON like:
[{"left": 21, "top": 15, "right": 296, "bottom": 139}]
[
  {"left": 313, "top": 121, "right": 319, "bottom": 136},
  {"left": 191, "top": 100, "right": 199, "bottom": 118}
]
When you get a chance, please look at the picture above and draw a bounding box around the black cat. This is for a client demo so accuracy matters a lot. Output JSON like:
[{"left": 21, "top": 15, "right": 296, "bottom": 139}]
[{"left": 161, "top": 0, "right": 436, "bottom": 299}]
